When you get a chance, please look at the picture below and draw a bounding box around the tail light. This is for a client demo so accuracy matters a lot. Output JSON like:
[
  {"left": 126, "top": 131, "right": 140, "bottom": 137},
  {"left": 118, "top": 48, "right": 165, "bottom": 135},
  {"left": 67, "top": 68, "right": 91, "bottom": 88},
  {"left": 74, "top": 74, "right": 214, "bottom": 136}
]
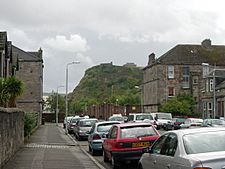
[
  {"left": 115, "top": 142, "right": 124, "bottom": 149},
  {"left": 193, "top": 168, "right": 212, "bottom": 169},
  {"left": 92, "top": 134, "right": 101, "bottom": 140}
]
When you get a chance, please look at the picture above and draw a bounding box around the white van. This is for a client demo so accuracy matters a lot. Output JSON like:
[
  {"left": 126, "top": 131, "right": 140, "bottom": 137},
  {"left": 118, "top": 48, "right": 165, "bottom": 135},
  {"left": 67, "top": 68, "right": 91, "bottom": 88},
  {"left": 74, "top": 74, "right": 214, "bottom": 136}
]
[{"left": 151, "top": 112, "right": 173, "bottom": 129}]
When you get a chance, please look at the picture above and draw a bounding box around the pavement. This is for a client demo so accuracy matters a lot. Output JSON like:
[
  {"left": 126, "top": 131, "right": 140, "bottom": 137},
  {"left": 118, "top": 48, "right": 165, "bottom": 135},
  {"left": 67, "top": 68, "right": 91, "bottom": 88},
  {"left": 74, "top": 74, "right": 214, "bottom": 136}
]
[{"left": 3, "top": 123, "right": 105, "bottom": 169}]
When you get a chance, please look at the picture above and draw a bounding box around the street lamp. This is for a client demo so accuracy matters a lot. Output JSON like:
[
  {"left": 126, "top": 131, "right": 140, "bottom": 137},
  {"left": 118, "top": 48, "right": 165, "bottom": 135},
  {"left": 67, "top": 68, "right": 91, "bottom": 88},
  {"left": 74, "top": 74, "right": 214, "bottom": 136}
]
[
  {"left": 56, "top": 85, "right": 64, "bottom": 126},
  {"left": 135, "top": 85, "right": 143, "bottom": 113},
  {"left": 65, "top": 61, "right": 80, "bottom": 134}
]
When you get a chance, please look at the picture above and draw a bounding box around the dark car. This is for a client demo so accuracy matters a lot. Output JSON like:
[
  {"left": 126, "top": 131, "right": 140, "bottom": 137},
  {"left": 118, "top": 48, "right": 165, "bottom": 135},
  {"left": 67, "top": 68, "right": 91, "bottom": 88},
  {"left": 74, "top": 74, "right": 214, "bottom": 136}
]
[{"left": 173, "top": 117, "right": 186, "bottom": 130}]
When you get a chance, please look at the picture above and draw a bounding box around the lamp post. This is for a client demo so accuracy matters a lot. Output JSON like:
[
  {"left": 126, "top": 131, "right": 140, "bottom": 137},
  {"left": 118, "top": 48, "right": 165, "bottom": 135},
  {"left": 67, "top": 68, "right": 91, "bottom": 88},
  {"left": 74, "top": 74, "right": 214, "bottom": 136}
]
[
  {"left": 65, "top": 61, "right": 80, "bottom": 134},
  {"left": 135, "top": 85, "right": 143, "bottom": 113},
  {"left": 56, "top": 85, "right": 64, "bottom": 126}
]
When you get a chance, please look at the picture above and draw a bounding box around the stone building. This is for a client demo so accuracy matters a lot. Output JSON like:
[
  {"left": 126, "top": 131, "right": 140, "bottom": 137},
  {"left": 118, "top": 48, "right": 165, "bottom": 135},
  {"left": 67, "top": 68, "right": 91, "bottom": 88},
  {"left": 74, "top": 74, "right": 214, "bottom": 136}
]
[
  {"left": 143, "top": 39, "right": 225, "bottom": 118},
  {"left": 0, "top": 31, "right": 44, "bottom": 124},
  {"left": 13, "top": 45, "right": 44, "bottom": 124}
]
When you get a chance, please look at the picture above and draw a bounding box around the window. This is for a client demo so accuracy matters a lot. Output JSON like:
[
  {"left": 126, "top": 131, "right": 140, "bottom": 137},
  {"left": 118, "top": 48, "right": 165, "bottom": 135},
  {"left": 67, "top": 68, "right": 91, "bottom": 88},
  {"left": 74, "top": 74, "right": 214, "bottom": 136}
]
[
  {"left": 168, "top": 87, "right": 175, "bottom": 97},
  {"left": 208, "top": 102, "right": 213, "bottom": 118},
  {"left": 168, "top": 65, "right": 174, "bottom": 79},
  {"left": 151, "top": 134, "right": 169, "bottom": 154},
  {"left": 182, "top": 66, "right": 190, "bottom": 88},
  {"left": 203, "top": 65, "right": 209, "bottom": 78},
  {"left": 160, "top": 134, "right": 178, "bottom": 156},
  {"left": 109, "top": 126, "right": 117, "bottom": 139},
  {"left": 209, "top": 79, "right": 214, "bottom": 92},
  {"left": 193, "top": 77, "right": 198, "bottom": 84}
]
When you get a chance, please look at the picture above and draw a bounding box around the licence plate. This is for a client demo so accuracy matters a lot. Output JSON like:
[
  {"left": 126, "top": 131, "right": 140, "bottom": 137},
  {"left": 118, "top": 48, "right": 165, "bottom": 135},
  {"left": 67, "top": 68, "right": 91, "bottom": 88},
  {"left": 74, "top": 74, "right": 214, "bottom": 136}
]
[{"left": 132, "top": 142, "right": 150, "bottom": 148}]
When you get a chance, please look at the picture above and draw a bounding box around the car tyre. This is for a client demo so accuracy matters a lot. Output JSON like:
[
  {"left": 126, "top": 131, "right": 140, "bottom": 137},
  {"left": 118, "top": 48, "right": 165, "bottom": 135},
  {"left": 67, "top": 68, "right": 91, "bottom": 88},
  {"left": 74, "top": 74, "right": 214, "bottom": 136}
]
[
  {"left": 90, "top": 146, "right": 97, "bottom": 156},
  {"left": 137, "top": 163, "right": 143, "bottom": 169},
  {"left": 112, "top": 156, "right": 120, "bottom": 169}
]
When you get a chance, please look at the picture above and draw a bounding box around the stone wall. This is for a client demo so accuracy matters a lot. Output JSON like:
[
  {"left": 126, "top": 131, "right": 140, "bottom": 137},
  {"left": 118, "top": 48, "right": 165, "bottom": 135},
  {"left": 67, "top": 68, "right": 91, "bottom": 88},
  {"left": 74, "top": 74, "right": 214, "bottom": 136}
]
[{"left": 0, "top": 108, "right": 24, "bottom": 168}]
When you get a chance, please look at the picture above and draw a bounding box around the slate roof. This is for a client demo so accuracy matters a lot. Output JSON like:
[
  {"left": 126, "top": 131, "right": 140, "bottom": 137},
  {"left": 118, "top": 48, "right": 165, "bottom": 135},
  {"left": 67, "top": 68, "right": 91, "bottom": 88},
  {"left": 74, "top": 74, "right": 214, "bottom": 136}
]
[
  {"left": 158, "top": 44, "right": 225, "bottom": 65},
  {"left": 144, "top": 40, "right": 225, "bottom": 70},
  {"left": 12, "top": 45, "right": 42, "bottom": 62}
]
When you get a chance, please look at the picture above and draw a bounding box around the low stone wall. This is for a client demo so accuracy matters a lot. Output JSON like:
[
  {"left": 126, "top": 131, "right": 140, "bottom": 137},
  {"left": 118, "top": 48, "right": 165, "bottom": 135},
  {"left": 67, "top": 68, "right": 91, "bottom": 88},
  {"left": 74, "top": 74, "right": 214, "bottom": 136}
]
[{"left": 0, "top": 107, "right": 24, "bottom": 168}]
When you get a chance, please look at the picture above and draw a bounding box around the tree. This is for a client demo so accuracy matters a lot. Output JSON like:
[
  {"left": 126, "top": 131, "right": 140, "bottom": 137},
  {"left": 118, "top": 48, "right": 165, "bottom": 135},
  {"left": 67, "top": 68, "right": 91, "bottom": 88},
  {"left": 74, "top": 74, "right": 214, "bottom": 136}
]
[
  {"left": 159, "top": 93, "right": 196, "bottom": 116},
  {"left": 45, "top": 93, "right": 65, "bottom": 113},
  {"left": 6, "top": 76, "right": 24, "bottom": 107},
  {"left": 0, "top": 76, "right": 23, "bottom": 107}
]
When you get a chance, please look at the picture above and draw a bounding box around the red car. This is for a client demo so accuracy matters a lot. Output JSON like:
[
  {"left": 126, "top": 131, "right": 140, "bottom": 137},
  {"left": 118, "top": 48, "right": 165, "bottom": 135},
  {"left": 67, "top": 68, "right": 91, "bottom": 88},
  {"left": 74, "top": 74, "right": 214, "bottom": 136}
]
[{"left": 102, "top": 122, "right": 160, "bottom": 169}]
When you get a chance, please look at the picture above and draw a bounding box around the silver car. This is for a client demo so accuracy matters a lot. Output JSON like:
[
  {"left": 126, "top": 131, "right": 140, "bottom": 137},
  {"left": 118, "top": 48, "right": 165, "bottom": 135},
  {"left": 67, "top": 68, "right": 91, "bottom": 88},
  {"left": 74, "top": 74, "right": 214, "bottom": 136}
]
[{"left": 138, "top": 127, "right": 225, "bottom": 169}]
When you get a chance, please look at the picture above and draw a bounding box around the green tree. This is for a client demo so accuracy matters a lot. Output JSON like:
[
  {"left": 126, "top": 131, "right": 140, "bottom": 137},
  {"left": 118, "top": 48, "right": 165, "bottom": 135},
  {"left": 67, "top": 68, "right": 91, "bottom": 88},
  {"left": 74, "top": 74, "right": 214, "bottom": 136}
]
[
  {"left": 159, "top": 93, "right": 196, "bottom": 116},
  {"left": 6, "top": 76, "right": 24, "bottom": 107},
  {"left": 0, "top": 76, "right": 24, "bottom": 107},
  {"left": 46, "top": 93, "right": 65, "bottom": 113}
]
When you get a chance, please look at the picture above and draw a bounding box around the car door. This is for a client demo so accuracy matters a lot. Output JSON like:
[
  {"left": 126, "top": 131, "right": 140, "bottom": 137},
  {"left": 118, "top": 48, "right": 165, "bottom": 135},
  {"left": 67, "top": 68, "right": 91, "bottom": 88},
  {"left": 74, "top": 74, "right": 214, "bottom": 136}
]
[
  {"left": 104, "top": 126, "right": 118, "bottom": 160},
  {"left": 141, "top": 134, "right": 169, "bottom": 169},
  {"left": 155, "top": 133, "right": 179, "bottom": 169}
]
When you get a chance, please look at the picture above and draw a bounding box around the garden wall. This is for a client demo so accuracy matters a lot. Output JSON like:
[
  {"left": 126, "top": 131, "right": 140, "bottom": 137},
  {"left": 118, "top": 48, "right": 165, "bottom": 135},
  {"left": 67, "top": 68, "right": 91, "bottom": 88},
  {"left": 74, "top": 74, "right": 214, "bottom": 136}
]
[{"left": 0, "top": 108, "right": 24, "bottom": 168}]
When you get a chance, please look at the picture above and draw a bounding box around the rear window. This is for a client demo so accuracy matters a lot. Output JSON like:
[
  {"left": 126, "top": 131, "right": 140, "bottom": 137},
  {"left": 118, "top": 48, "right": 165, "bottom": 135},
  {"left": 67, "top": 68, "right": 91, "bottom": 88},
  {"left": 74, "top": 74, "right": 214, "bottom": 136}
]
[
  {"left": 120, "top": 125, "right": 157, "bottom": 138},
  {"left": 136, "top": 114, "right": 153, "bottom": 120},
  {"left": 97, "top": 123, "right": 118, "bottom": 132},
  {"left": 183, "top": 131, "right": 225, "bottom": 154},
  {"left": 80, "top": 120, "right": 96, "bottom": 127}
]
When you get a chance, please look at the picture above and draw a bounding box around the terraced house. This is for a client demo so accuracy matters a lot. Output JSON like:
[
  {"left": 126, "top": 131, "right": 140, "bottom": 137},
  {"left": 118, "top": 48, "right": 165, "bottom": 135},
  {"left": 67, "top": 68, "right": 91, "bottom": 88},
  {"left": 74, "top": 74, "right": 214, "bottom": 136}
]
[
  {"left": 0, "top": 32, "right": 44, "bottom": 124},
  {"left": 143, "top": 39, "right": 225, "bottom": 118}
]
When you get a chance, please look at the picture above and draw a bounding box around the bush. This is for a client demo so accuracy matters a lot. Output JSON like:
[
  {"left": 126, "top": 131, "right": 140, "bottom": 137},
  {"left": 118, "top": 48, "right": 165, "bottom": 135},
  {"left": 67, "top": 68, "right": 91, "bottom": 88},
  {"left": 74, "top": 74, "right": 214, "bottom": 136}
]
[{"left": 24, "top": 113, "right": 37, "bottom": 137}]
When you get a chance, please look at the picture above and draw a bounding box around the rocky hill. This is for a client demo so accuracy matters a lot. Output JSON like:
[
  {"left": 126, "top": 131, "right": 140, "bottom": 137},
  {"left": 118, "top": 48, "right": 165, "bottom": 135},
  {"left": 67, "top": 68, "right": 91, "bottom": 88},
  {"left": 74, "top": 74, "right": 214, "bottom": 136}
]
[{"left": 70, "top": 63, "right": 143, "bottom": 105}]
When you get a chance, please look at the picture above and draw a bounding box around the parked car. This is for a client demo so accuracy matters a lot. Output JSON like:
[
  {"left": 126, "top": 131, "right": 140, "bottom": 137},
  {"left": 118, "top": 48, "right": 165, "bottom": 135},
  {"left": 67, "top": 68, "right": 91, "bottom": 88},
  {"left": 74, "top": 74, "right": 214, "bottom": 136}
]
[
  {"left": 102, "top": 122, "right": 160, "bottom": 169},
  {"left": 202, "top": 118, "right": 225, "bottom": 127},
  {"left": 67, "top": 116, "right": 82, "bottom": 134},
  {"left": 74, "top": 118, "right": 98, "bottom": 140},
  {"left": 88, "top": 121, "right": 121, "bottom": 155},
  {"left": 180, "top": 118, "right": 203, "bottom": 128},
  {"left": 138, "top": 127, "right": 225, "bottom": 169},
  {"left": 108, "top": 114, "right": 125, "bottom": 122},
  {"left": 127, "top": 113, "right": 155, "bottom": 124},
  {"left": 172, "top": 117, "right": 186, "bottom": 130},
  {"left": 150, "top": 112, "right": 173, "bottom": 130}
]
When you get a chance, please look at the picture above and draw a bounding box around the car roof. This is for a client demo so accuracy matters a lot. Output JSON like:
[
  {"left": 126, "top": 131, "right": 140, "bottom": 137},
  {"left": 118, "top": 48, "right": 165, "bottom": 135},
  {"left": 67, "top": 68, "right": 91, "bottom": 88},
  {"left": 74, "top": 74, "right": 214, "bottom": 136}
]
[
  {"left": 167, "top": 127, "right": 225, "bottom": 136},
  {"left": 128, "top": 113, "right": 152, "bottom": 115},
  {"left": 95, "top": 121, "right": 121, "bottom": 125},
  {"left": 79, "top": 118, "right": 97, "bottom": 121},
  {"left": 113, "top": 122, "right": 152, "bottom": 128}
]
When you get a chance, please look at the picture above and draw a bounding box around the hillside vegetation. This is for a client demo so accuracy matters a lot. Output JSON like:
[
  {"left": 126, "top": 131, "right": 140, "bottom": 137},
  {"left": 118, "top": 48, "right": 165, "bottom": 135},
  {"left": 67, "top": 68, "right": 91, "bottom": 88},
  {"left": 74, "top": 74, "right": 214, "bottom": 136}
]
[{"left": 69, "top": 63, "right": 143, "bottom": 112}]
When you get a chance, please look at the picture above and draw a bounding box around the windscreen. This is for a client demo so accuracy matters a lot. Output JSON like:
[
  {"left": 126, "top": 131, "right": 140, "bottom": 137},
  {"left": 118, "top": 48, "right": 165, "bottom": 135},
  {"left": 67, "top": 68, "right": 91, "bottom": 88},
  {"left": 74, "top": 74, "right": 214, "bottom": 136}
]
[
  {"left": 136, "top": 114, "right": 153, "bottom": 120},
  {"left": 80, "top": 120, "right": 96, "bottom": 127},
  {"left": 97, "top": 123, "right": 118, "bottom": 132},
  {"left": 120, "top": 126, "right": 157, "bottom": 138}
]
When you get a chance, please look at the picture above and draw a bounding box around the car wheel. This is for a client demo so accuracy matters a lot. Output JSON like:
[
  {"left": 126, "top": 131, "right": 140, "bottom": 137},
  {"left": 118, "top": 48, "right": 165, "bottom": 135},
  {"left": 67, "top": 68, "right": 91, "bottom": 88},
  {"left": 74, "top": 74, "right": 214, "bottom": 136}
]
[
  {"left": 90, "top": 147, "right": 97, "bottom": 156},
  {"left": 103, "top": 149, "right": 109, "bottom": 162},
  {"left": 137, "top": 163, "right": 143, "bottom": 169},
  {"left": 112, "top": 156, "right": 120, "bottom": 169}
]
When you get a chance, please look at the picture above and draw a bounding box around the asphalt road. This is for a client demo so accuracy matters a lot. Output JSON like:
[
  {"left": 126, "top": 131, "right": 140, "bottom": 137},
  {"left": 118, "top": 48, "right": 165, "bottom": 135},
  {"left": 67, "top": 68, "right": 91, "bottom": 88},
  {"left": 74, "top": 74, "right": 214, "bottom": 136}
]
[{"left": 70, "top": 130, "right": 166, "bottom": 169}]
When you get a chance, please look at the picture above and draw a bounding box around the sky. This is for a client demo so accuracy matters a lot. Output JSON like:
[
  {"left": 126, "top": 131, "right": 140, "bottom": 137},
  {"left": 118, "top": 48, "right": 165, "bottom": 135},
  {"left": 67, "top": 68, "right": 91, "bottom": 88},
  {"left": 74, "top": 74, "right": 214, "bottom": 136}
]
[{"left": 1, "top": 0, "right": 225, "bottom": 93}]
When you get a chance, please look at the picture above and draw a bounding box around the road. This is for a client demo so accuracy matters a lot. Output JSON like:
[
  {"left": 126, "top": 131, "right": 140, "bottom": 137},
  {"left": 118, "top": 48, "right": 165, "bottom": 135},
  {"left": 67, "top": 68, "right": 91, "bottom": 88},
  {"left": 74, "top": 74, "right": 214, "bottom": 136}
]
[{"left": 70, "top": 130, "right": 165, "bottom": 169}]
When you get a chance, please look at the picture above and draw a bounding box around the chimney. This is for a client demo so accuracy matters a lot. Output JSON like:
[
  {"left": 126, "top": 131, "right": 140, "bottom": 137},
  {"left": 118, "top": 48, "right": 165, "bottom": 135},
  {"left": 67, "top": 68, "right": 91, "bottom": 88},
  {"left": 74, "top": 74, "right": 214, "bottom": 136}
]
[
  {"left": 201, "top": 39, "right": 211, "bottom": 49},
  {"left": 148, "top": 53, "right": 155, "bottom": 65}
]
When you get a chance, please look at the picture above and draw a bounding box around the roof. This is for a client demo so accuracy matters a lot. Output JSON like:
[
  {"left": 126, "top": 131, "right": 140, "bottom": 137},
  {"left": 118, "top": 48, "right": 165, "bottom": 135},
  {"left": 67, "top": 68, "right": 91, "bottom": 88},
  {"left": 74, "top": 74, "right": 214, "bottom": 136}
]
[
  {"left": 114, "top": 122, "right": 152, "bottom": 128},
  {"left": 12, "top": 45, "right": 42, "bottom": 62},
  {"left": 144, "top": 40, "right": 225, "bottom": 69}
]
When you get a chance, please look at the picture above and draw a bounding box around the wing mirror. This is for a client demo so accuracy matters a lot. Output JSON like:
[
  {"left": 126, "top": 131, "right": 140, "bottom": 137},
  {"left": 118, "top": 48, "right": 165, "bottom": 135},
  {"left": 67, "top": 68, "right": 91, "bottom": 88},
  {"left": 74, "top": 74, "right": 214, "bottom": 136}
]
[
  {"left": 142, "top": 147, "right": 153, "bottom": 154},
  {"left": 102, "top": 132, "right": 109, "bottom": 138}
]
